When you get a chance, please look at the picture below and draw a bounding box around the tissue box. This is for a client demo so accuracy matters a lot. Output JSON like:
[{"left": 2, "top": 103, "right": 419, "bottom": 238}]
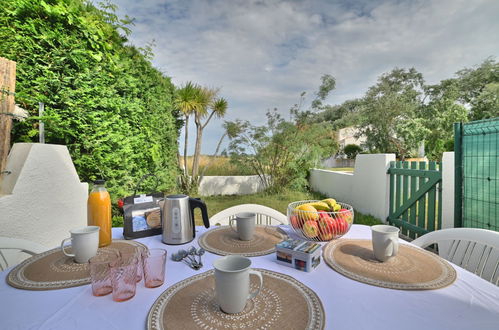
[{"left": 275, "top": 239, "right": 321, "bottom": 272}]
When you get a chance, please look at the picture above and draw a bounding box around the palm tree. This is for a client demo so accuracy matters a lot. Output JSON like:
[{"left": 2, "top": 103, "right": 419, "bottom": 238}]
[
  {"left": 174, "top": 82, "right": 203, "bottom": 175},
  {"left": 191, "top": 91, "right": 228, "bottom": 179}
]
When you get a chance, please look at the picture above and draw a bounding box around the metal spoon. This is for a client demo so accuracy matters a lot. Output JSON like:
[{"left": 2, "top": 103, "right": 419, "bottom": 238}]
[
  {"left": 182, "top": 248, "right": 199, "bottom": 266},
  {"left": 171, "top": 252, "right": 183, "bottom": 261},
  {"left": 187, "top": 247, "right": 203, "bottom": 269},
  {"left": 172, "top": 250, "right": 194, "bottom": 268},
  {"left": 178, "top": 249, "right": 201, "bottom": 270},
  {"left": 196, "top": 248, "right": 205, "bottom": 267}
]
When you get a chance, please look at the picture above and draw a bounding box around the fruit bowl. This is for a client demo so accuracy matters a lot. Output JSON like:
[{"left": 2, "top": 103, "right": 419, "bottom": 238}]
[{"left": 287, "top": 199, "right": 354, "bottom": 242}]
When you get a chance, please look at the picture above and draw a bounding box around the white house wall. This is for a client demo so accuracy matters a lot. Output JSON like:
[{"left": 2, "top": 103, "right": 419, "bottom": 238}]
[{"left": 0, "top": 143, "right": 88, "bottom": 249}]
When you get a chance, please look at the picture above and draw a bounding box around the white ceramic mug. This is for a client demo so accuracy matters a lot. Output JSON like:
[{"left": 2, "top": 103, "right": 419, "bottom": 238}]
[
  {"left": 60, "top": 226, "right": 100, "bottom": 263},
  {"left": 229, "top": 212, "right": 256, "bottom": 241},
  {"left": 371, "top": 225, "right": 400, "bottom": 262},
  {"left": 213, "top": 255, "right": 263, "bottom": 314}
]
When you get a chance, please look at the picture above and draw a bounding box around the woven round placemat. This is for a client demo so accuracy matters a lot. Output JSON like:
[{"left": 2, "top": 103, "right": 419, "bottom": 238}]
[
  {"left": 197, "top": 226, "right": 287, "bottom": 257},
  {"left": 7, "top": 240, "right": 146, "bottom": 290},
  {"left": 147, "top": 268, "right": 325, "bottom": 330},
  {"left": 323, "top": 239, "right": 456, "bottom": 290}
]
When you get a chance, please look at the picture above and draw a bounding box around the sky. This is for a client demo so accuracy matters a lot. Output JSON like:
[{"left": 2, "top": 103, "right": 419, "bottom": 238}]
[{"left": 110, "top": 0, "right": 499, "bottom": 155}]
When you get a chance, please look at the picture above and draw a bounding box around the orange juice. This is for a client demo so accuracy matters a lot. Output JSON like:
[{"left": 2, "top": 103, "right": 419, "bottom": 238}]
[{"left": 87, "top": 180, "right": 112, "bottom": 247}]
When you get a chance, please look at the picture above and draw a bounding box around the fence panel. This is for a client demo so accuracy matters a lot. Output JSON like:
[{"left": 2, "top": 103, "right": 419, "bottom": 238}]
[{"left": 455, "top": 118, "right": 499, "bottom": 231}]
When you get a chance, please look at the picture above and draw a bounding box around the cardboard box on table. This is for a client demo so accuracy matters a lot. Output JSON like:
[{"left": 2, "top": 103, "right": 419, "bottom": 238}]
[{"left": 275, "top": 239, "right": 321, "bottom": 272}]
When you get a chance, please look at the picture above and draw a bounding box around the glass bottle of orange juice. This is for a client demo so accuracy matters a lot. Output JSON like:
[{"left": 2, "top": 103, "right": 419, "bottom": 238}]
[{"left": 87, "top": 179, "right": 112, "bottom": 247}]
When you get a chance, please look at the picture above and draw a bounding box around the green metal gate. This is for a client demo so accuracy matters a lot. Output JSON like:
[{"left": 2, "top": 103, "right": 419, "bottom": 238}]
[
  {"left": 387, "top": 161, "right": 442, "bottom": 239},
  {"left": 454, "top": 118, "right": 499, "bottom": 231}
]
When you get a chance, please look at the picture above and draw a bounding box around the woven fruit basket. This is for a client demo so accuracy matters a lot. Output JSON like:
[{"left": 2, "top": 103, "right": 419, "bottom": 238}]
[{"left": 287, "top": 199, "right": 354, "bottom": 242}]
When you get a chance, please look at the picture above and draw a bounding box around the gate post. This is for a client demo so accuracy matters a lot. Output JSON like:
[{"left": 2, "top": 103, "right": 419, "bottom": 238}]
[
  {"left": 453, "top": 122, "right": 463, "bottom": 228},
  {"left": 0, "top": 57, "right": 16, "bottom": 176}
]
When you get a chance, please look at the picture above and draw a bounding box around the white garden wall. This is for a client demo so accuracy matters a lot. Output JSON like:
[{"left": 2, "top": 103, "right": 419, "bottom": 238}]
[
  {"left": 0, "top": 143, "right": 88, "bottom": 249},
  {"left": 441, "top": 152, "right": 455, "bottom": 228},
  {"left": 199, "top": 175, "right": 266, "bottom": 196},
  {"left": 310, "top": 153, "right": 456, "bottom": 226},
  {"left": 310, "top": 154, "right": 395, "bottom": 221}
]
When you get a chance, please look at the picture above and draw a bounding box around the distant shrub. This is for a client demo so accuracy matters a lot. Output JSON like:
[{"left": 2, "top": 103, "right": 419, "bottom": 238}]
[{"left": 343, "top": 144, "right": 363, "bottom": 159}]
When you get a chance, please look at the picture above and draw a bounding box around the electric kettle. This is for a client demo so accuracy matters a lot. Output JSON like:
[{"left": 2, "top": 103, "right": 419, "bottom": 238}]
[{"left": 162, "top": 194, "right": 210, "bottom": 245}]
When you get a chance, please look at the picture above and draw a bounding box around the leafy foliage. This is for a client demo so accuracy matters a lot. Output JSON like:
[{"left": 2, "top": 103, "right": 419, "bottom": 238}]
[
  {"left": 227, "top": 109, "right": 338, "bottom": 193},
  {"left": 175, "top": 82, "right": 229, "bottom": 194},
  {"left": 0, "top": 0, "right": 180, "bottom": 198},
  {"left": 343, "top": 144, "right": 362, "bottom": 159},
  {"left": 311, "top": 58, "right": 499, "bottom": 160},
  {"left": 358, "top": 68, "right": 428, "bottom": 158}
]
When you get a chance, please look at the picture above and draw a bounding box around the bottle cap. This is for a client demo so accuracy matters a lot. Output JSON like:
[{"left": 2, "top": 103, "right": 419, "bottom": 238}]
[{"left": 93, "top": 179, "right": 106, "bottom": 185}]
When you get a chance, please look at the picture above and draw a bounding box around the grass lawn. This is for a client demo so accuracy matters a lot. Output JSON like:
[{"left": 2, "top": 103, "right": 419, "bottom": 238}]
[
  {"left": 193, "top": 190, "right": 381, "bottom": 226},
  {"left": 326, "top": 167, "right": 354, "bottom": 173},
  {"left": 181, "top": 155, "right": 255, "bottom": 176}
]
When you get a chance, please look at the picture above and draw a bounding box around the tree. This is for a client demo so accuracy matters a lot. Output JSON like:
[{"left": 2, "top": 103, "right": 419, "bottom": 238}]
[
  {"left": 174, "top": 82, "right": 203, "bottom": 175},
  {"left": 228, "top": 109, "right": 337, "bottom": 193},
  {"left": 358, "top": 68, "right": 427, "bottom": 159},
  {"left": 174, "top": 83, "right": 228, "bottom": 193},
  {"left": 470, "top": 82, "right": 499, "bottom": 120},
  {"left": 192, "top": 91, "right": 228, "bottom": 179},
  {"left": 343, "top": 144, "right": 362, "bottom": 159},
  {"left": 421, "top": 79, "right": 468, "bottom": 159},
  {"left": 456, "top": 57, "right": 499, "bottom": 120}
]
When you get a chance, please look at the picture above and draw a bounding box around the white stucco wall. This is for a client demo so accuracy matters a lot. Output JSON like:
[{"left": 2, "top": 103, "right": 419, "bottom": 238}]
[
  {"left": 199, "top": 175, "right": 266, "bottom": 196},
  {"left": 309, "top": 169, "right": 354, "bottom": 204},
  {"left": 310, "top": 154, "right": 396, "bottom": 221},
  {"left": 311, "top": 153, "right": 456, "bottom": 227},
  {"left": 441, "top": 152, "right": 455, "bottom": 229},
  {"left": 0, "top": 143, "right": 88, "bottom": 249}
]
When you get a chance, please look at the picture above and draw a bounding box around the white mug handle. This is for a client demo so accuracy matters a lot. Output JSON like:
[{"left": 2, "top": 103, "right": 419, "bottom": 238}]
[
  {"left": 229, "top": 218, "right": 237, "bottom": 232},
  {"left": 248, "top": 270, "right": 263, "bottom": 300},
  {"left": 61, "top": 237, "right": 74, "bottom": 257},
  {"left": 388, "top": 237, "right": 398, "bottom": 257}
]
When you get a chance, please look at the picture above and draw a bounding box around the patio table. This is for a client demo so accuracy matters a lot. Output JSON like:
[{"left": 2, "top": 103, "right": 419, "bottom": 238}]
[{"left": 1, "top": 224, "right": 498, "bottom": 330}]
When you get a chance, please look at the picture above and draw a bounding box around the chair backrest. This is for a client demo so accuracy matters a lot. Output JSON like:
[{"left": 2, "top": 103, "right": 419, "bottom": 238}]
[
  {"left": 412, "top": 228, "right": 499, "bottom": 285},
  {"left": 209, "top": 204, "right": 288, "bottom": 226},
  {"left": 0, "top": 237, "right": 47, "bottom": 271}
]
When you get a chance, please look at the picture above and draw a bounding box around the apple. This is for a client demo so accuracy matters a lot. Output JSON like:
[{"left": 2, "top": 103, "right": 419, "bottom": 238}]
[
  {"left": 339, "top": 208, "right": 353, "bottom": 224},
  {"left": 334, "top": 217, "right": 349, "bottom": 235},
  {"left": 303, "top": 220, "right": 319, "bottom": 238},
  {"left": 318, "top": 217, "right": 335, "bottom": 240},
  {"left": 290, "top": 215, "right": 303, "bottom": 229},
  {"left": 318, "top": 210, "right": 332, "bottom": 220}
]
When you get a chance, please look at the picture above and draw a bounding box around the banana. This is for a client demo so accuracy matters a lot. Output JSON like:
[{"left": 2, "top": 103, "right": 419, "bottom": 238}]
[
  {"left": 321, "top": 198, "right": 337, "bottom": 210},
  {"left": 308, "top": 201, "right": 331, "bottom": 211},
  {"left": 296, "top": 204, "right": 319, "bottom": 221}
]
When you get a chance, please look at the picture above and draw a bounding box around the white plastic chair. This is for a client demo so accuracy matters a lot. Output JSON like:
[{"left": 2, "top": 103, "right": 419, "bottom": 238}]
[
  {"left": 209, "top": 204, "right": 288, "bottom": 226},
  {"left": 0, "top": 237, "right": 47, "bottom": 271},
  {"left": 412, "top": 228, "right": 499, "bottom": 285}
]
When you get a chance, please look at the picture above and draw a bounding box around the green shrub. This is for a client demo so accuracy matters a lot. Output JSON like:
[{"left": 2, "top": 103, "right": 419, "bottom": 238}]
[
  {"left": 0, "top": 0, "right": 181, "bottom": 199},
  {"left": 343, "top": 144, "right": 363, "bottom": 159}
]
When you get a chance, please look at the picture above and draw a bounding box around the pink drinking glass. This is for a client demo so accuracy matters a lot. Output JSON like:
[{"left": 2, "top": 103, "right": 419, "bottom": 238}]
[
  {"left": 135, "top": 245, "right": 147, "bottom": 283},
  {"left": 89, "top": 252, "right": 118, "bottom": 296},
  {"left": 111, "top": 252, "right": 138, "bottom": 302},
  {"left": 142, "top": 248, "right": 167, "bottom": 288}
]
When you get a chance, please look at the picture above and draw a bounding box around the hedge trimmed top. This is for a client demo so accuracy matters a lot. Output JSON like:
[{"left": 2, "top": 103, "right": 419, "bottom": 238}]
[{"left": 0, "top": 0, "right": 181, "bottom": 198}]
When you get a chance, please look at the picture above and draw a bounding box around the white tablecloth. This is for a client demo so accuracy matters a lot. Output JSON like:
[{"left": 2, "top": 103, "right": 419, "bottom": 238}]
[{"left": 1, "top": 225, "right": 498, "bottom": 330}]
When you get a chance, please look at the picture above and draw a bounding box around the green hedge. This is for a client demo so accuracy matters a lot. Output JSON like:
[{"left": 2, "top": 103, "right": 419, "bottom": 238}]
[{"left": 0, "top": 0, "right": 180, "bottom": 199}]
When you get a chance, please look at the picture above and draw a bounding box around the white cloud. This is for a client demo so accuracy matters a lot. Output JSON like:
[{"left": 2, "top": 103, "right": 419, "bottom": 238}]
[{"left": 109, "top": 0, "right": 499, "bottom": 154}]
